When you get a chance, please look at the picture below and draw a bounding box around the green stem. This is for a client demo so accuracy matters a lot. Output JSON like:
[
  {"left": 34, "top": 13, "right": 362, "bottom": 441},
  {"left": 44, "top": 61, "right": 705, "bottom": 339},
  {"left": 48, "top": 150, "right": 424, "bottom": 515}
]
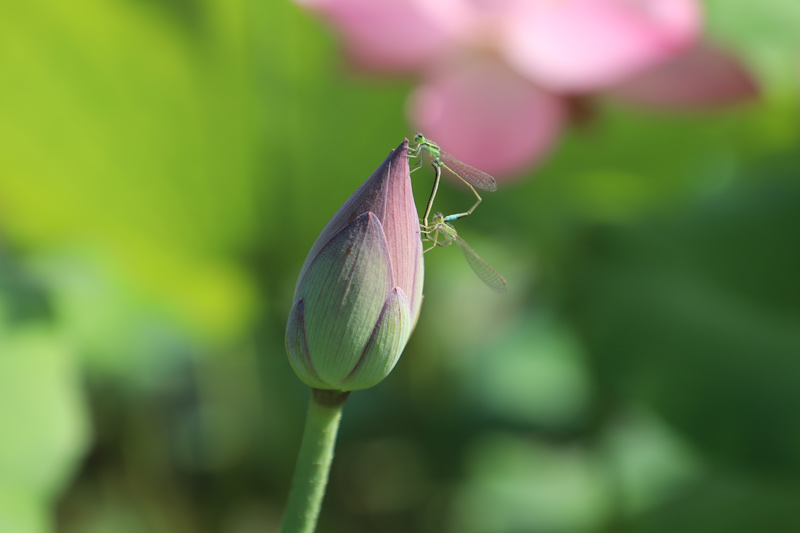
[{"left": 279, "top": 388, "right": 350, "bottom": 533}]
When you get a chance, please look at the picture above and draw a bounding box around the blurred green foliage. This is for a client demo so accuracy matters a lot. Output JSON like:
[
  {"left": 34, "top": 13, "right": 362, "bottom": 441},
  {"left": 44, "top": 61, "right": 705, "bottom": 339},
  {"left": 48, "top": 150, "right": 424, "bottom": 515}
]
[{"left": 1, "top": 1, "right": 799, "bottom": 532}]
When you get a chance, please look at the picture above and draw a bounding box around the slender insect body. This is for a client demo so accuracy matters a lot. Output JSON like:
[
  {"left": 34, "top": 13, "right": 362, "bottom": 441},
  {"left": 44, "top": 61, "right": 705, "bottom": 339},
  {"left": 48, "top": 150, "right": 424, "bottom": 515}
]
[
  {"left": 411, "top": 134, "right": 507, "bottom": 293},
  {"left": 410, "top": 133, "right": 497, "bottom": 227},
  {"left": 422, "top": 212, "right": 507, "bottom": 294}
]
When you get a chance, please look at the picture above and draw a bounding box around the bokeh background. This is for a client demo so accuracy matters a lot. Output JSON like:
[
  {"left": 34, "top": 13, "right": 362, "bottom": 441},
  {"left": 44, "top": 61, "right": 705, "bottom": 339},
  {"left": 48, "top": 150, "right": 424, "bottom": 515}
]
[{"left": 1, "top": 1, "right": 800, "bottom": 532}]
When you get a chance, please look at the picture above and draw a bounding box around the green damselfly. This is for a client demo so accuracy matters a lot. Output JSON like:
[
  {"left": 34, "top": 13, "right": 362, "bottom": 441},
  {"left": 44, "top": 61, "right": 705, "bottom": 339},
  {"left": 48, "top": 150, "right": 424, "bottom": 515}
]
[
  {"left": 422, "top": 211, "right": 507, "bottom": 294},
  {"left": 409, "top": 133, "right": 497, "bottom": 227}
]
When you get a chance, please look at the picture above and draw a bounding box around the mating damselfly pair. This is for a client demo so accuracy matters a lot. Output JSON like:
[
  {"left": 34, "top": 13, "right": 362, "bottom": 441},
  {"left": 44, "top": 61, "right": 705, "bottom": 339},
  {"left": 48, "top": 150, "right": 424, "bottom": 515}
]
[{"left": 409, "top": 134, "right": 507, "bottom": 294}]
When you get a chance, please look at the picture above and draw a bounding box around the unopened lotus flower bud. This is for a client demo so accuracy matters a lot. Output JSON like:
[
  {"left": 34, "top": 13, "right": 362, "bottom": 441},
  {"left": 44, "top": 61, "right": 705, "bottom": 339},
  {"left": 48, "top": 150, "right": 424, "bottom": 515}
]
[{"left": 286, "top": 140, "right": 424, "bottom": 391}]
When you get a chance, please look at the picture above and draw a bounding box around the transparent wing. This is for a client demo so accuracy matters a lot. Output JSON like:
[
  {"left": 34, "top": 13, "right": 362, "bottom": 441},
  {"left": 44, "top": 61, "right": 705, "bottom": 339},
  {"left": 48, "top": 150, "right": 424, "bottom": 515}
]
[
  {"left": 438, "top": 151, "right": 497, "bottom": 191},
  {"left": 453, "top": 234, "right": 507, "bottom": 293}
]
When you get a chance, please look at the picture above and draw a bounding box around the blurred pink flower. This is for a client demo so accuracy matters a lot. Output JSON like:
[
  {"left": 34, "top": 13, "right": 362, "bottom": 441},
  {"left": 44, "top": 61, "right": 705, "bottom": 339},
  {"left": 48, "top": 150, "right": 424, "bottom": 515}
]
[
  {"left": 298, "top": 0, "right": 758, "bottom": 179},
  {"left": 609, "top": 42, "right": 760, "bottom": 110},
  {"left": 409, "top": 60, "right": 567, "bottom": 177}
]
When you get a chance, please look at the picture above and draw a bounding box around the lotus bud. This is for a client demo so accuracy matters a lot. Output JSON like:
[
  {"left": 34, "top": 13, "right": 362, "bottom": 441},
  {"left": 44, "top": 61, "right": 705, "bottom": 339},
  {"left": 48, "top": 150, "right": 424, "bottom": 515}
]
[{"left": 286, "top": 140, "right": 424, "bottom": 391}]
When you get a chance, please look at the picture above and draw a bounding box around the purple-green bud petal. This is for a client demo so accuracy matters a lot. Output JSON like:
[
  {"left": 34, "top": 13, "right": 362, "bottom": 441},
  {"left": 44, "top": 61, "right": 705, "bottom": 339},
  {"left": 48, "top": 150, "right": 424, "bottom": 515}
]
[
  {"left": 339, "top": 287, "right": 412, "bottom": 389},
  {"left": 286, "top": 140, "right": 423, "bottom": 391},
  {"left": 285, "top": 298, "right": 329, "bottom": 390}
]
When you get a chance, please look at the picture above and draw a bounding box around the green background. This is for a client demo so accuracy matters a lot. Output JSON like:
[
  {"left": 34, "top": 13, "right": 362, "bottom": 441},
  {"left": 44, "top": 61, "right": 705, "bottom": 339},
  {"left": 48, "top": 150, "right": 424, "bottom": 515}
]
[{"left": 1, "top": 1, "right": 799, "bottom": 531}]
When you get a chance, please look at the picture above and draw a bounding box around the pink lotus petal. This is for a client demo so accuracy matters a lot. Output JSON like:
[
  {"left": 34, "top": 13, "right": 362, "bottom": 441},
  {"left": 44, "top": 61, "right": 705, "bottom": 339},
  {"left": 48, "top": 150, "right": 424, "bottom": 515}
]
[
  {"left": 410, "top": 0, "right": 530, "bottom": 48},
  {"left": 609, "top": 43, "right": 759, "bottom": 110},
  {"left": 409, "top": 60, "right": 566, "bottom": 179},
  {"left": 501, "top": 0, "right": 702, "bottom": 93},
  {"left": 296, "top": 0, "right": 450, "bottom": 72}
]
